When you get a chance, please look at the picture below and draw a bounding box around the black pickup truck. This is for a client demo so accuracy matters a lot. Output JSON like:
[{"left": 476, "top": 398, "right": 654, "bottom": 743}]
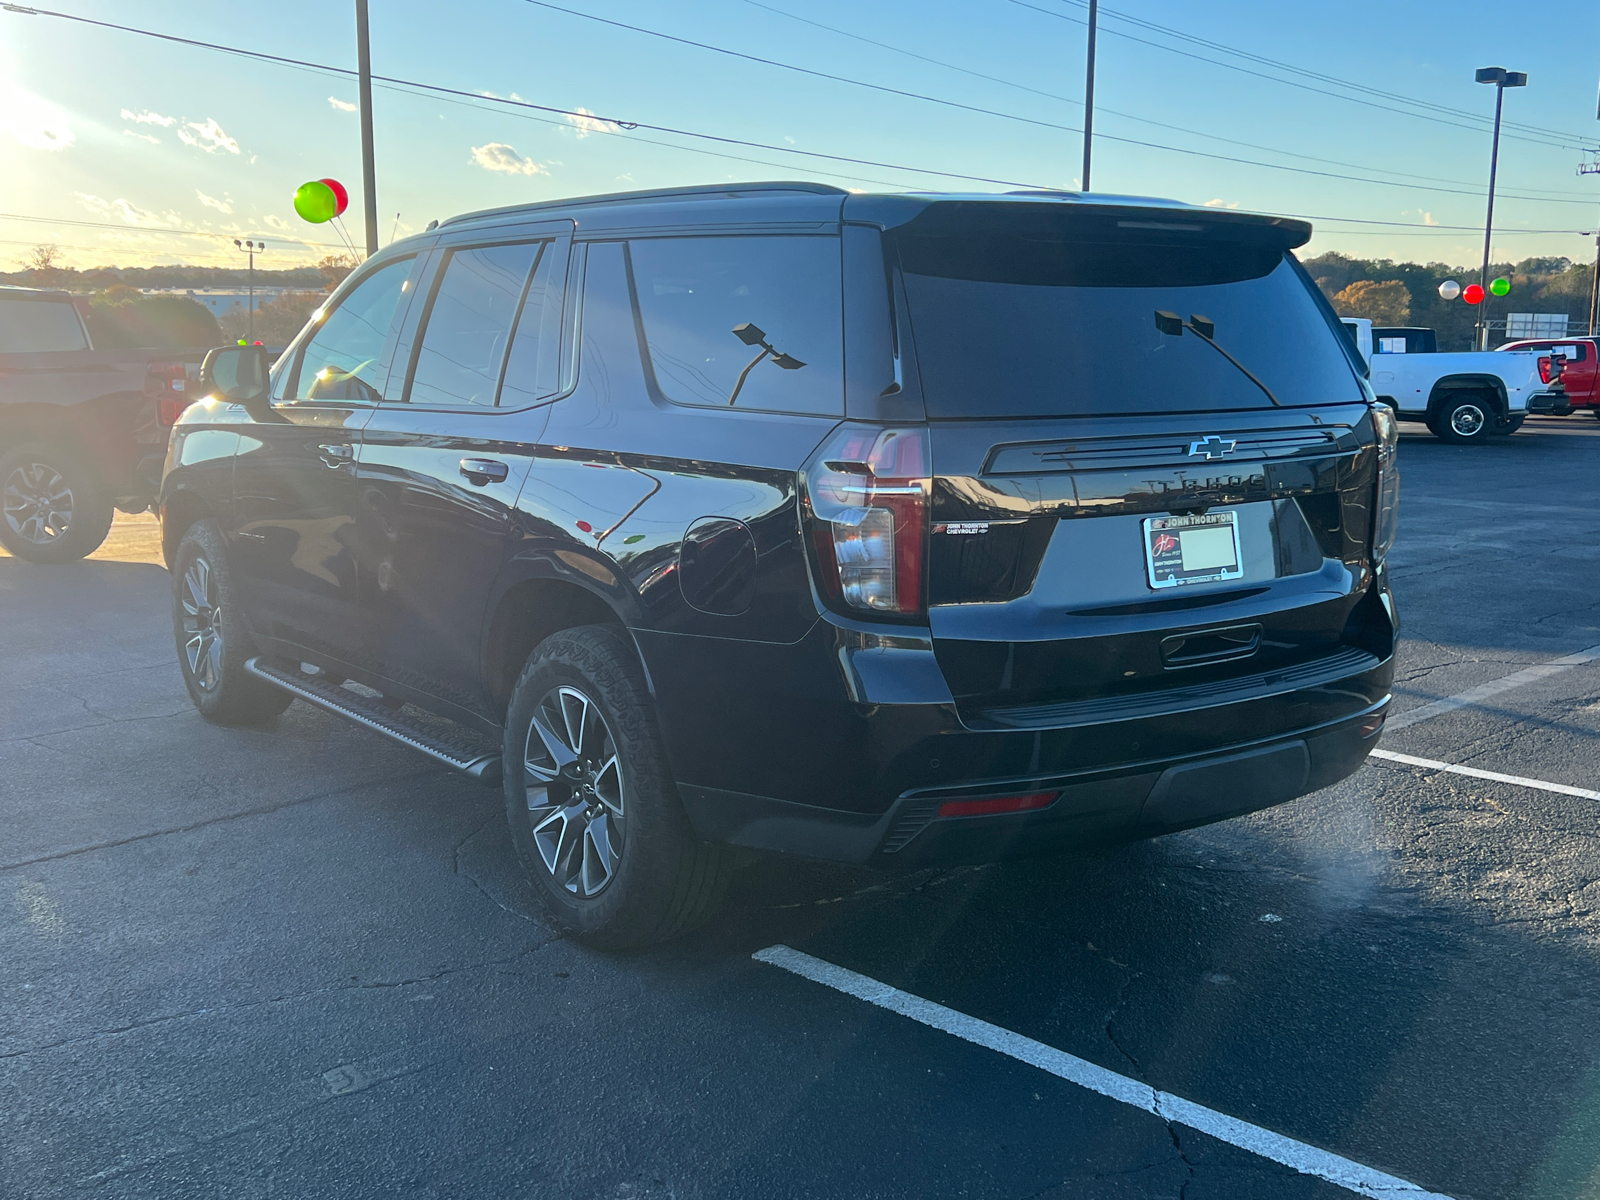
[{"left": 0, "top": 285, "right": 202, "bottom": 562}]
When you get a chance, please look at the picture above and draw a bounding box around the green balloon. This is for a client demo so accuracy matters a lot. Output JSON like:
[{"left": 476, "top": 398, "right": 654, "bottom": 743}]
[
  {"left": 294, "top": 180, "right": 337, "bottom": 223},
  {"left": 1490, "top": 276, "right": 1511, "bottom": 297}
]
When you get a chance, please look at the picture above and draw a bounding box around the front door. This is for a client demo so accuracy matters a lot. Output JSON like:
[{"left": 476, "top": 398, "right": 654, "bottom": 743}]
[
  {"left": 354, "top": 228, "right": 570, "bottom": 713},
  {"left": 231, "top": 254, "right": 421, "bottom": 665}
]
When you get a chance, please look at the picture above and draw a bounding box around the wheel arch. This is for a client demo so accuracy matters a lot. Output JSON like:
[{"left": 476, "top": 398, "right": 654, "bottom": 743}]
[
  {"left": 159, "top": 488, "right": 215, "bottom": 570},
  {"left": 0, "top": 406, "right": 93, "bottom": 464},
  {"left": 481, "top": 561, "right": 644, "bottom": 721},
  {"left": 1426, "top": 374, "right": 1508, "bottom": 419}
]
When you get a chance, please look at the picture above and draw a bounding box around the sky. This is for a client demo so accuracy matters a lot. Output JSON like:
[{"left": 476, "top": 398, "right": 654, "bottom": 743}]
[{"left": 2, "top": 0, "right": 1598, "bottom": 276}]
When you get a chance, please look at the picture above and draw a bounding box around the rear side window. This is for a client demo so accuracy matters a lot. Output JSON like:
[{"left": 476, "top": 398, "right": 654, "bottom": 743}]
[
  {"left": 893, "top": 215, "right": 1363, "bottom": 417},
  {"left": 0, "top": 297, "right": 89, "bottom": 353},
  {"left": 406, "top": 242, "right": 542, "bottom": 407},
  {"left": 290, "top": 256, "right": 414, "bottom": 401},
  {"left": 629, "top": 236, "right": 843, "bottom": 416},
  {"left": 498, "top": 242, "right": 565, "bottom": 407}
]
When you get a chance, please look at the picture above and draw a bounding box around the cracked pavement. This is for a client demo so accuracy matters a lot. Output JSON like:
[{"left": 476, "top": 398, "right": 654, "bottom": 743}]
[{"left": 4, "top": 418, "right": 1600, "bottom": 1199}]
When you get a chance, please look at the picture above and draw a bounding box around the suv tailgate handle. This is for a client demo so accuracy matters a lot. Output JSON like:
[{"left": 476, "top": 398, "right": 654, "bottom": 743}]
[{"left": 459, "top": 458, "right": 509, "bottom": 484}]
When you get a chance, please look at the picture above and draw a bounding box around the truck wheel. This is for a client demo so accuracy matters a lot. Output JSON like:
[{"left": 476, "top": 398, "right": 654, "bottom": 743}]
[
  {"left": 503, "top": 624, "right": 732, "bottom": 949},
  {"left": 0, "top": 442, "right": 115, "bottom": 563},
  {"left": 171, "top": 519, "right": 294, "bottom": 725},
  {"left": 1434, "top": 395, "right": 1495, "bottom": 445}
]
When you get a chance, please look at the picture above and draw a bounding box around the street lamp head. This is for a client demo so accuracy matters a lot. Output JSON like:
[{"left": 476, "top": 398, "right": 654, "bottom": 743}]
[
  {"left": 1503, "top": 71, "right": 1528, "bottom": 88},
  {"left": 1476, "top": 67, "right": 1506, "bottom": 84},
  {"left": 233, "top": 238, "right": 242, "bottom": 247}
]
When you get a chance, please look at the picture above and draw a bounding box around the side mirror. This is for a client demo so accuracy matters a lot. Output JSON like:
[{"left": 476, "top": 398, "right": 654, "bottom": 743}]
[{"left": 200, "top": 344, "right": 270, "bottom": 411}]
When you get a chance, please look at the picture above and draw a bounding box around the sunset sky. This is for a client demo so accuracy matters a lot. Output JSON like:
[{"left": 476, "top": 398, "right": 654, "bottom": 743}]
[{"left": 3, "top": 0, "right": 1597, "bottom": 271}]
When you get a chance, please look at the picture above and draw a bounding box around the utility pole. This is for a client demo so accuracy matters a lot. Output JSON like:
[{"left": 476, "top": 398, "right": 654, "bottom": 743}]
[
  {"left": 1474, "top": 67, "right": 1527, "bottom": 350},
  {"left": 233, "top": 239, "right": 264, "bottom": 342},
  {"left": 356, "top": 0, "right": 379, "bottom": 258},
  {"left": 1081, "top": 0, "right": 1098, "bottom": 192}
]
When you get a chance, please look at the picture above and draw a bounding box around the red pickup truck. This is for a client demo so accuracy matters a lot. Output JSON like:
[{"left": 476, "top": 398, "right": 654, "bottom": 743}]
[
  {"left": 1, "top": 286, "right": 201, "bottom": 562},
  {"left": 1498, "top": 336, "right": 1598, "bottom": 418}
]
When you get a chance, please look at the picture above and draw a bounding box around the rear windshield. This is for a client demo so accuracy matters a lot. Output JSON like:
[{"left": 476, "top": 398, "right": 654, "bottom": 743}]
[
  {"left": 893, "top": 219, "right": 1361, "bottom": 418},
  {"left": 0, "top": 296, "right": 89, "bottom": 354}
]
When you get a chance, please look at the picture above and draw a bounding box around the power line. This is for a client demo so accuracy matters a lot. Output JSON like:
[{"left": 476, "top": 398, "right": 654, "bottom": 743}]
[
  {"left": 515, "top": 0, "right": 1596, "bottom": 206},
  {"left": 1046, "top": 0, "right": 1594, "bottom": 147},
  {"left": 0, "top": 211, "right": 343, "bottom": 250},
  {"left": 736, "top": 0, "right": 1600, "bottom": 202},
  {"left": 1012, "top": 0, "right": 1592, "bottom": 152}
]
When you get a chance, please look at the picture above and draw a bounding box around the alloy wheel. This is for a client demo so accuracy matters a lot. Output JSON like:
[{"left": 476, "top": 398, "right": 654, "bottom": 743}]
[
  {"left": 180, "top": 555, "right": 223, "bottom": 692},
  {"left": 3, "top": 462, "right": 73, "bottom": 546},
  {"left": 1450, "top": 404, "right": 1485, "bottom": 438},
  {"left": 524, "top": 685, "right": 626, "bottom": 897}
]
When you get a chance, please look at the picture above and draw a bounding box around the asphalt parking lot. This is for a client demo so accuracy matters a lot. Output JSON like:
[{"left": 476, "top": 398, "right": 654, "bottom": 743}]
[{"left": 3, "top": 415, "right": 1599, "bottom": 1200}]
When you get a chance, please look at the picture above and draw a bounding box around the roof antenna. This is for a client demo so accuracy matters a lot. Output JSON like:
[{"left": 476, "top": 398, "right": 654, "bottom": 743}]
[{"left": 388, "top": 213, "right": 401, "bottom": 246}]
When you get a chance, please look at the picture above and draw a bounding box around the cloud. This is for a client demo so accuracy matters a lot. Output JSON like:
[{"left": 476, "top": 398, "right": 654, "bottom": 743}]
[
  {"left": 196, "top": 190, "right": 234, "bottom": 214},
  {"left": 1417, "top": 210, "right": 1439, "bottom": 226},
  {"left": 470, "top": 142, "right": 546, "bottom": 175},
  {"left": 121, "top": 108, "right": 176, "bottom": 127},
  {"left": 263, "top": 214, "right": 292, "bottom": 231},
  {"left": 328, "top": 97, "right": 358, "bottom": 112},
  {"left": 565, "top": 107, "right": 612, "bottom": 138},
  {"left": 1202, "top": 198, "right": 1241, "bottom": 209},
  {"left": 3, "top": 88, "right": 75, "bottom": 151},
  {"left": 75, "top": 192, "right": 176, "bottom": 228},
  {"left": 176, "top": 117, "right": 240, "bottom": 154},
  {"left": 123, "top": 130, "right": 160, "bottom": 144}
]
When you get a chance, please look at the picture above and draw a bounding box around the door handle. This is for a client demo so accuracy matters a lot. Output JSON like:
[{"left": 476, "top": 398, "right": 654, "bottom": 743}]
[
  {"left": 459, "top": 458, "right": 509, "bottom": 484},
  {"left": 317, "top": 443, "right": 354, "bottom": 468}
]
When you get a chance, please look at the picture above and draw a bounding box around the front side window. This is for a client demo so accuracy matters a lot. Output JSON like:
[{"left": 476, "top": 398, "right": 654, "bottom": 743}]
[
  {"left": 290, "top": 256, "right": 414, "bottom": 402},
  {"left": 406, "top": 242, "right": 542, "bottom": 407},
  {"left": 0, "top": 297, "right": 89, "bottom": 353},
  {"left": 629, "top": 236, "right": 843, "bottom": 416}
]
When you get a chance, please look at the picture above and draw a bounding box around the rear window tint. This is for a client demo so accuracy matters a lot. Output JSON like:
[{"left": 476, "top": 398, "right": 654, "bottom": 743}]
[
  {"left": 407, "top": 242, "right": 541, "bottom": 407},
  {"left": 629, "top": 236, "right": 843, "bottom": 416},
  {"left": 0, "top": 296, "right": 88, "bottom": 353},
  {"left": 894, "top": 229, "right": 1362, "bottom": 417}
]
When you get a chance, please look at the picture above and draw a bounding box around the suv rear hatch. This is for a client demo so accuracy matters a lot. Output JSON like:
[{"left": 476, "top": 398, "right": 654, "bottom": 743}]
[{"left": 886, "top": 199, "right": 1388, "bottom": 729}]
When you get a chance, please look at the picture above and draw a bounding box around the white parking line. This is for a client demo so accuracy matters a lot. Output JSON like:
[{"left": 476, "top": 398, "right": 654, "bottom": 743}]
[
  {"left": 753, "top": 945, "right": 1455, "bottom": 1199},
  {"left": 1369, "top": 749, "right": 1600, "bottom": 801},
  {"left": 1385, "top": 643, "right": 1600, "bottom": 731}
]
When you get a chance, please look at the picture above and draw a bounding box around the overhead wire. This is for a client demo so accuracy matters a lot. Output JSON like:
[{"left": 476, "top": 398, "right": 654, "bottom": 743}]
[{"left": 516, "top": 0, "right": 1597, "bottom": 206}]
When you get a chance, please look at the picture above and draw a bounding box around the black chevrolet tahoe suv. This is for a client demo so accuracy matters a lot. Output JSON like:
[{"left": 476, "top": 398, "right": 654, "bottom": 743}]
[{"left": 160, "top": 183, "right": 1399, "bottom": 947}]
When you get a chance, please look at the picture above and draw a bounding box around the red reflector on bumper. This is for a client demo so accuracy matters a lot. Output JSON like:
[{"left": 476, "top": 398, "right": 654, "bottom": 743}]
[
  {"left": 937, "top": 791, "right": 1057, "bottom": 819},
  {"left": 1359, "top": 713, "right": 1387, "bottom": 738}
]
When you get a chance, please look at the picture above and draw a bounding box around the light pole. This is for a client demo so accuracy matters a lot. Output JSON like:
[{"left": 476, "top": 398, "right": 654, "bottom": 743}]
[
  {"left": 356, "top": 0, "right": 379, "bottom": 257},
  {"left": 233, "top": 239, "right": 265, "bottom": 342},
  {"left": 1474, "top": 67, "right": 1527, "bottom": 350},
  {"left": 1081, "top": 0, "right": 1098, "bottom": 191}
]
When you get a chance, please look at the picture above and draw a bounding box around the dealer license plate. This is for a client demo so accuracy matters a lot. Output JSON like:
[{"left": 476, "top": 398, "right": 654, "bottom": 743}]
[{"left": 1142, "top": 512, "right": 1243, "bottom": 589}]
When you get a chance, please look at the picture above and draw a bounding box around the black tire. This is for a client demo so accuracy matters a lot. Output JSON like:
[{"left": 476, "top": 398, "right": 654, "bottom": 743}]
[
  {"left": 171, "top": 519, "right": 294, "bottom": 725},
  {"left": 0, "top": 441, "right": 115, "bottom": 563},
  {"left": 502, "top": 624, "right": 731, "bottom": 949},
  {"left": 1434, "top": 394, "right": 1496, "bottom": 445}
]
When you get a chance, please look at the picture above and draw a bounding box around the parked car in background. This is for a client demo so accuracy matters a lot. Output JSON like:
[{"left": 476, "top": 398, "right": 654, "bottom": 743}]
[
  {"left": 0, "top": 285, "right": 201, "bottom": 562},
  {"left": 1340, "top": 316, "right": 1548, "bottom": 444},
  {"left": 1496, "top": 336, "right": 1598, "bottom": 418},
  {"left": 161, "top": 183, "right": 1399, "bottom": 946}
]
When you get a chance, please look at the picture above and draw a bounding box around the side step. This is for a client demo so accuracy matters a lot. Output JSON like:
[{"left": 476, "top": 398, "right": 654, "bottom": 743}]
[{"left": 244, "top": 656, "right": 503, "bottom": 785}]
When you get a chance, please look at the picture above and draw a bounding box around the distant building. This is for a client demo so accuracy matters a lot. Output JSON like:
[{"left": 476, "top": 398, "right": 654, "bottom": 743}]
[{"left": 141, "top": 288, "right": 292, "bottom": 317}]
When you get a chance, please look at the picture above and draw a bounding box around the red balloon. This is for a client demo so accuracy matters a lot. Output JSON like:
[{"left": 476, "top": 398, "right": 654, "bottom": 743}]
[
  {"left": 1463, "top": 283, "right": 1485, "bottom": 305},
  {"left": 320, "top": 178, "right": 349, "bottom": 218}
]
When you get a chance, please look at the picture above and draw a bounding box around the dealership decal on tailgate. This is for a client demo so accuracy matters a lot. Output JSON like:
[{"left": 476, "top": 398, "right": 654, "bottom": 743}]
[{"left": 1143, "top": 512, "right": 1243, "bottom": 589}]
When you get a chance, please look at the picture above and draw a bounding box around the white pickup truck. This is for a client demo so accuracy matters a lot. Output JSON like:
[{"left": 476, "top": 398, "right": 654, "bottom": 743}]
[{"left": 1340, "top": 317, "right": 1551, "bottom": 445}]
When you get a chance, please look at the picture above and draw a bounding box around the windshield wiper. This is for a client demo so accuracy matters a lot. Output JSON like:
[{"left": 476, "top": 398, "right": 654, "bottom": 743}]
[
  {"left": 727, "top": 322, "right": 806, "bottom": 405},
  {"left": 1154, "top": 311, "right": 1283, "bottom": 408}
]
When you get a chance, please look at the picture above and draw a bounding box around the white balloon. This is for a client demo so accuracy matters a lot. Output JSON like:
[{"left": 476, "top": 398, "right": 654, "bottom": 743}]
[{"left": 1438, "top": 279, "right": 1462, "bottom": 300}]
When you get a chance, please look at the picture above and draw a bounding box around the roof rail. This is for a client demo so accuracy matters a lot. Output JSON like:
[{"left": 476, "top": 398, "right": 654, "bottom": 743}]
[{"left": 440, "top": 181, "right": 848, "bottom": 228}]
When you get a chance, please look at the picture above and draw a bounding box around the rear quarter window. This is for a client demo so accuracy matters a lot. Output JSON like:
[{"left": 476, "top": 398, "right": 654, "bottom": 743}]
[
  {"left": 628, "top": 235, "right": 843, "bottom": 416},
  {"left": 0, "top": 296, "right": 89, "bottom": 353}
]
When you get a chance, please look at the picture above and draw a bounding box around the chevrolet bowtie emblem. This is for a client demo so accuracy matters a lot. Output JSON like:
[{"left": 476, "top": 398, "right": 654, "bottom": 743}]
[{"left": 1188, "top": 435, "right": 1238, "bottom": 460}]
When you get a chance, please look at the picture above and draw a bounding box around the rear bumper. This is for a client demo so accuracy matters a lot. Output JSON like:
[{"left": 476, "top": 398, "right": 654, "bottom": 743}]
[
  {"left": 677, "top": 700, "right": 1386, "bottom": 865},
  {"left": 638, "top": 582, "right": 1395, "bottom": 865}
]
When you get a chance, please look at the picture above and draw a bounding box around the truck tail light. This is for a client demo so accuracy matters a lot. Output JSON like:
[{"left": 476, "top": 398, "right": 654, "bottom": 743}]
[
  {"left": 1370, "top": 404, "right": 1399, "bottom": 562},
  {"left": 803, "top": 424, "right": 929, "bottom": 617},
  {"left": 1538, "top": 354, "right": 1566, "bottom": 385},
  {"left": 147, "top": 363, "right": 192, "bottom": 426}
]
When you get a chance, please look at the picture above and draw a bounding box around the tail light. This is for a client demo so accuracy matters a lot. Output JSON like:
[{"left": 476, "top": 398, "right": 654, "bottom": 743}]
[
  {"left": 147, "top": 363, "right": 192, "bottom": 426},
  {"left": 803, "top": 424, "right": 930, "bottom": 617},
  {"left": 1370, "top": 404, "right": 1399, "bottom": 562},
  {"left": 1538, "top": 354, "right": 1566, "bottom": 386}
]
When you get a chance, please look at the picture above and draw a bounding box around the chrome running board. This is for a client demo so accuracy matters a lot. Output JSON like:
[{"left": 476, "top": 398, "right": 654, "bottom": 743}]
[{"left": 244, "top": 656, "right": 502, "bottom": 785}]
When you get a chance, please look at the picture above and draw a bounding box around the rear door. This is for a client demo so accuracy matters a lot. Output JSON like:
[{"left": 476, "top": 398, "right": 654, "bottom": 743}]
[
  {"left": 353, "top": 223, "right": 571, "bottom": 712},
  {"left": 1553, "top": 341, "right": 1596, "bottom": 405},
  {"left": 231, "top": 254, "right": 420, "bottom": 663}
]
